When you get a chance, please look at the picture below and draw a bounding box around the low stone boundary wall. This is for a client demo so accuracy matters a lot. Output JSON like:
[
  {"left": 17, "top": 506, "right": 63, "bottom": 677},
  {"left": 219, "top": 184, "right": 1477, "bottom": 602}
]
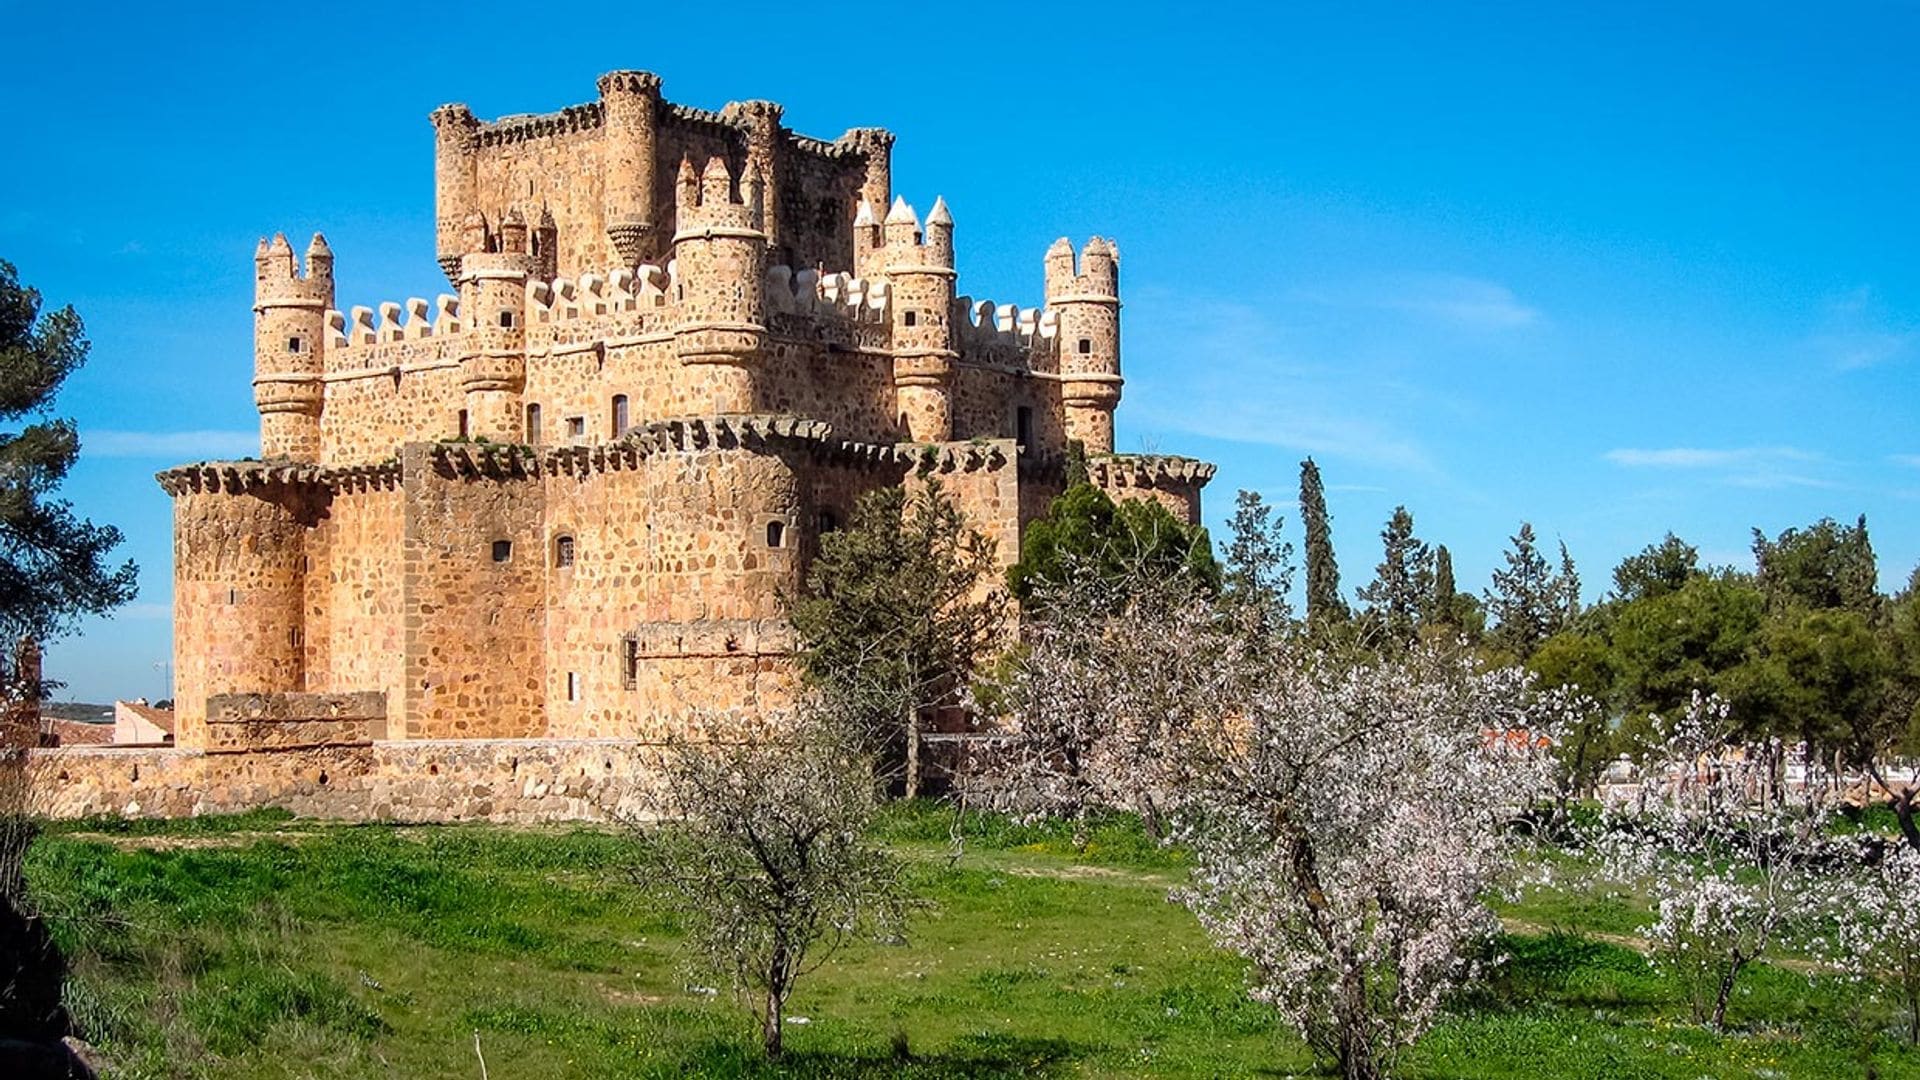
[{"left": 34, "top": 739, "right": 665, "bottom": 823}]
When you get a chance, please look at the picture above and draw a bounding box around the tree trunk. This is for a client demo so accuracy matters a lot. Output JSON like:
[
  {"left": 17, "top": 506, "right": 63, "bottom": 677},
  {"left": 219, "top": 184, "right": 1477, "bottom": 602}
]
[
  {"left": 904, "top": 704, "right": 921, "bottom": 800},
  {"left": 762, "top": 991, "right": 783, "bottom": 1058},
  {"left": 1709, "top": 958, "right": 1744, "bottom": 1030}
]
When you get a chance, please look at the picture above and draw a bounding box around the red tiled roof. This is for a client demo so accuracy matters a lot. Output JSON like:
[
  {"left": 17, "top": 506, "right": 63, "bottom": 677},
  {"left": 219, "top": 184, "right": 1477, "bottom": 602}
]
[
  {"left": 120, "top": 702, "right": 175, "bottom": 734},
  {"left": 51, "top": 720, "right": 115, "bottom": 746}
]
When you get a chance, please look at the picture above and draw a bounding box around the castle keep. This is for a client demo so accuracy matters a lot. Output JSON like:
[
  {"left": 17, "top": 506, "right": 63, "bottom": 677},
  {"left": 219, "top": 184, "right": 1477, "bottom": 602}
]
[{"left": 155, "top": 71, "right": 1216, "bottom": 762}]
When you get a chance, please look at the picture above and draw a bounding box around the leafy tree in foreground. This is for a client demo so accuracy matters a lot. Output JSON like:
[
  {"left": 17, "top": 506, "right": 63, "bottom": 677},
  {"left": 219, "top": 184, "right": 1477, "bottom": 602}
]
[
  {"left": 1, "top": 259, "right": 133, "bottom": 1070},
  {"left": 1181, "top": 647, "right": 1572, "bottom": 1080},
  {"left": 786, "top": 480, "right": 1003, "bottom": 796},
  {"left": 632, "top": 710, "right": 909, "bottom": 1058},
  {"left": 0, "top": 259, "right": 137, "bottom": 655},
  {"left": 1299, "top": 458, "right": 1346, "bottom": 632}
]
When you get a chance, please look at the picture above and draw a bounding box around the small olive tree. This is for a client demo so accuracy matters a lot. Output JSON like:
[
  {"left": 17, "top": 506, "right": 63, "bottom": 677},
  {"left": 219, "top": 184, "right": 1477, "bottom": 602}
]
[{"left": 631, "top": 709, "right": 910, "bottom": 1058}]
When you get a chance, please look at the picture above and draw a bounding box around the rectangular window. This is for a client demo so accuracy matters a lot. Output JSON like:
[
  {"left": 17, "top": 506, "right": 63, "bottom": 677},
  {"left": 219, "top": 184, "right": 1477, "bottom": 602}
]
[
  {"left": 622, "top": 635, "right": 639, "bottom": 689},
  {"left": 566, "top": 671, "right": 580, "bottom": 703},
  {"left": 526, "top": 403, "right": 542, "bottom": 445},
  {"left": 566, "top": 416, "right": 586, "bottom": 441},
  {"left": 457, "top": 409, "right": 470, "bottom": 439},
  {"left": 611, "top": 395, "right": 629, "bottom": 437},
  {"left": 1016, "top": 406, "right": 1034, "bottom": 451},
  {"left": 491, "top": 539, "right": 512, "bottom": 563}
]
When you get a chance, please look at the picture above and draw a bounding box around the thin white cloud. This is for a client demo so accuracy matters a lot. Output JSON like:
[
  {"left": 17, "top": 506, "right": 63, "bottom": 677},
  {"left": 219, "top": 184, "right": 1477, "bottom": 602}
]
[
  {"left": 1294, "top": 274, "right": 1542, "bottom": 331},
  {"left": 1603, "top": 446, "right": 1818, "bottom": 469},
  {"left": 84, "top": 429, "right": 257, "bottom": 459},
  {"left": 1603, "top": 446, "right": 1833, "bottom": 490}
]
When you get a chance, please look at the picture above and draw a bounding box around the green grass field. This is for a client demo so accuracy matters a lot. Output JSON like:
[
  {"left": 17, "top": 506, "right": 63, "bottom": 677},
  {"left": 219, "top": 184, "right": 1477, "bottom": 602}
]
[{"left": 22, "top": 805, "right": 1920, "bottom": 1078}]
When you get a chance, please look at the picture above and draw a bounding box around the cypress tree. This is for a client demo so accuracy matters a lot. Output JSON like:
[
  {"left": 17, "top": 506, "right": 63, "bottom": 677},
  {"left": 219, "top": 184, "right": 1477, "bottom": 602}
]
[{"left": 1299, "top": 458, "right": 1345, "bottom": 630}]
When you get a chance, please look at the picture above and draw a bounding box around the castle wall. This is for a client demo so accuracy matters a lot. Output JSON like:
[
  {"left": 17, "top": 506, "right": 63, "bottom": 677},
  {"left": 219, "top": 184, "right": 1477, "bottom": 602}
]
[
  {"left": 302, "top": 484, "right": 406, "bottom": 709},
  {"left": 37, "top": 739, "right": 660, "bottom": 823},
  {"left": 399, "top": 446, "right": 548, "bottom": 739},
  {"left": 170, "top": 483, "right": 313, "bottom": 748}
]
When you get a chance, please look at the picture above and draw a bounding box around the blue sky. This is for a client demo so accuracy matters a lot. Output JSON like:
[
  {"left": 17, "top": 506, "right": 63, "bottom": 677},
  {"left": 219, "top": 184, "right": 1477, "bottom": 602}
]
[{"left": 3, "top": 1, "right": 1916, "bottom": 702}]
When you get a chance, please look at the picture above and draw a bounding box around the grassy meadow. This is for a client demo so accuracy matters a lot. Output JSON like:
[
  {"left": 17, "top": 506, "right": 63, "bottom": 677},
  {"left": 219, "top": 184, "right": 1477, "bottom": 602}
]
[{"left": 22, "top": 804, "right": 1920, "bottom": 1078}]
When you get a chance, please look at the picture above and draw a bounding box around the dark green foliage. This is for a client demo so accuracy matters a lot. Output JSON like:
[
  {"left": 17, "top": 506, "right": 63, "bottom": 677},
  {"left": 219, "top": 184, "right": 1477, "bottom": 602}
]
[
  {"left": 1424, "top": 544, "right": 1484, "bottom": 640},
  {"left": 1610, "top": 532, "right": 1700, "bottom": 602},
  {"left": 1298, "top": 458, "right": 1345, "bottom": 631},
  {"left": 1607, "top": 570, "right": 1767, "bottom": 731},
  {"left": 1221, "top": 489, "right": 1292, "bottom": 632},
  {"left": 1753, "top": 515, "right": 1880, "bottom": 615},
  {"left": 786, "top": 482, "right": 1003, "bottom": 782},
  {"left": 1356, "top": 505, "right": 1432, "bottom": 648},
  {"left": 1484, "top": 523, "right": 1575, "bottom": 662},
  {"left": 1007, "top": 479, "right": 1218, "bottom": 608},
  {"left": 0, "top": 259, "right": 137, "bottom": 651},
  {"left": 1734, "top": 605, "right": 1891, "bottom": 764}
]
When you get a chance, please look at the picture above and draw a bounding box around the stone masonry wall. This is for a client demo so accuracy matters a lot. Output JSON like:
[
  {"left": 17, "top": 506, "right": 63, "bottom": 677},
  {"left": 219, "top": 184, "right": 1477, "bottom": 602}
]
[{"left": 36, "top": 739, "right": 662, "bottom": 824}]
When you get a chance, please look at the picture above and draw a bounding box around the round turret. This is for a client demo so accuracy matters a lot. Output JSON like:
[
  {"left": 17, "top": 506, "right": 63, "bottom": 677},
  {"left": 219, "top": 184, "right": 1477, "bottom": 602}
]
[
  {"left": 882, "top": 198, "right": 958, "bottom": 442},
  {"left": 671, "top": 156, "right": 769, "bottom": 413},
  {"left": 253, "top": 233, "right": 332, "bottom": 462},
  {"left": 598, "top": 71, "right": 663, "bottom": 266},
  {"left": 457, "top": 243, "right": 537, "bottom": 441},
  {"left": 430, "top": 104, "right": 480, "bottom": 283},
  {"left": 1046, "top": 237, "right": 1122, "bottom": 454}
]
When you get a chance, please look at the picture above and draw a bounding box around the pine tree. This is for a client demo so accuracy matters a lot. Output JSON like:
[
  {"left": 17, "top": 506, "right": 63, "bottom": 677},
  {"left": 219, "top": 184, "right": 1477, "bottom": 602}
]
[
  {"left": 1299, "top": 458, "right": 1345, "bottom": 630},
  {"left": 0, "top": 259, "right": 138, "bottom": 656},
  {"left": 1485, "top": 523, "right": 1559, "bottom": 660},
  {"left": 1557, "top": 540, "right": 1582, "bottom": 625},
  {"left": 1357, "top": 506, "right": 1431, "bottom": 648},
  {"left": 1224, "top": 489, "right": 1294, "bottom": 632}
]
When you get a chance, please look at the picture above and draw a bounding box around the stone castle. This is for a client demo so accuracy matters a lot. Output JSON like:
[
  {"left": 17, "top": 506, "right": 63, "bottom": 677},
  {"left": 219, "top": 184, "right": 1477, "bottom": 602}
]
[{"left": 88, "top": 70, "right": 1215, "bottom": 805}]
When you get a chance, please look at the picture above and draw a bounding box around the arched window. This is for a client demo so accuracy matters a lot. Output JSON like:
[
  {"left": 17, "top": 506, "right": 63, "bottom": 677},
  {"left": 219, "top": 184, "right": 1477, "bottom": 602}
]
[
  {"left": 554, "top": 534, "right": 576, "bottom": 568},
  {"left": 611, "top": 395, "right": 630, "bottom": 437},
  {"left": 766, "top": 521, "right": 785, "bottom": 548},
  {"left": 525, "top": 403, "right": 542, "bottom": 445}
]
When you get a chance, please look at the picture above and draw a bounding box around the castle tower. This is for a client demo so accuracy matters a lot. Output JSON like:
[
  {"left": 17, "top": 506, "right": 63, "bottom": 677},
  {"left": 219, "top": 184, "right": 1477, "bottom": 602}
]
[
  {"left": 457, "top": 209, "right": 536, "bottom": 440},
  {"left": 726, "top": 100, "right": 785, "bottom": 261},
  {"left": 1047, "top": 237, "right": 1123, "bottom": 454},
  {"left": 253, "top": 233, "right": 331, "bottom": 462},
  {"left": 883, "top": 197, "right": 957, "bottom": 442},
  {"left": 672, "top": 156, "right": 768, "bottom": 413},
  {"left": 598, "top": 70, "right": 662, "bottom": 266},
  {"left": 430, "top": 104, "right": 481, "bottom": 283}
]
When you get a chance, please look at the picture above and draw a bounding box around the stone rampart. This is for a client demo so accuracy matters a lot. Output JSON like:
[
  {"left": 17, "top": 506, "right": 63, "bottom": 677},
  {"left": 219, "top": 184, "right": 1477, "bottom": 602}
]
[{"left": 35, "top": 738, "right": 662, "bottom": 823}]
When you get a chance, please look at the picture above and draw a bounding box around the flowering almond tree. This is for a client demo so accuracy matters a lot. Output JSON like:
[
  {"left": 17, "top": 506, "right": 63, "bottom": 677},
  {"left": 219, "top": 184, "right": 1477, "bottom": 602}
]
[
  {"left": 630, "top": 709, "right": 910, "bottom": 1058},
  {"left": 968, "top": 562, "right": 1239, "bottom": 844},
  {"left": 1593, "top": 693, "right": 1832, "bottom": 1030},
  {"left": 1179, "top": 648, "right": 1570, "bottom": 1080},
  {"left": 1825, "top": 842, "right": 1920, "bottom": 1044}
]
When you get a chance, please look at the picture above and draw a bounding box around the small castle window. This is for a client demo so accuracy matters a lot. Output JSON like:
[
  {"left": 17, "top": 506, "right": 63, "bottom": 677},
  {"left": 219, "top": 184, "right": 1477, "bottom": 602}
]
[
  {"left": 903, "top": 311, "right": 917, "bottom": 327},
  {"left": 554, "top": 534, "right": 576, "bottom": 568},
  {"left": 491, "top": 540, "right": 512, "bottom": 563},
  {"left": 457, "top": 409, "right": 470, "bottom": 438},
  {"left": 287, "top": 336, "right": 302, "bottom": 353},
  {"left": 526, "top": 404, "right": 542, "bottom": 445},
  {"left": 818, "top": 510, "right": 839, "bottom": 534},
  {"left": 498, "top": 310, "right": 516, "bottom": 329},
  {"left": 766, "top": 521, "right": 785, "bottom": 549},
  {"left": 1016, "top": 406, "right": 1034, "bottom": 450},
  {"left": 566, "top": 416, "right": 586, "bottom": 441},
  {"left": 611, "top": 395, "right": 630, "bottom": 437},
  {"left": 622, "top": 635, "right": 639, "bottom": 689},
  {"left": 289, "top": 627, "right": 302, "bottom": 649},
  {"left": 1078, "top": 338, "right": 1092, "bottom": 355},
  {"left": 227, "top": 588, "right": 238, "bottom": 605},
  {"left": 566, "top": 672, "right": 580, "bottom": 703}
]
